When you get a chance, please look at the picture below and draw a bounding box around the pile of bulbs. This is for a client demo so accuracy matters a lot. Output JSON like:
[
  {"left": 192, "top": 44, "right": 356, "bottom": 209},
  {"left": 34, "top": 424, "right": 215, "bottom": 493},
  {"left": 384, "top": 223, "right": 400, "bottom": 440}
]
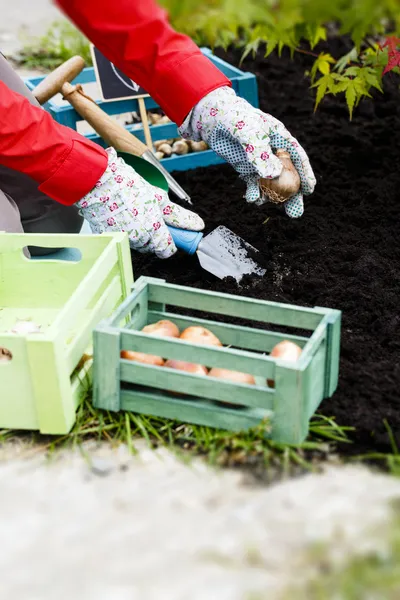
[
  {"left": 153, "top": 138, "right": 208, "bottom": 161},
  {"left": 121, "top": 319, "right": 302, "bottom": 402},
  {"left": 144, "top": 111, "right": 209, "bottom": 160}
]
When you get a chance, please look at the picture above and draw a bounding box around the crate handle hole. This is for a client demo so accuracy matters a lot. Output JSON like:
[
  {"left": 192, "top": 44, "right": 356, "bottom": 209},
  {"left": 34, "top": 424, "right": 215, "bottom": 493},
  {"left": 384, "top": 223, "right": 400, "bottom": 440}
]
[
  {"left": 23, "top": 247, "right": 83, "bottom": 262},
  {"left": 0, "top": 347, "right": 13, "bottom": 362}
]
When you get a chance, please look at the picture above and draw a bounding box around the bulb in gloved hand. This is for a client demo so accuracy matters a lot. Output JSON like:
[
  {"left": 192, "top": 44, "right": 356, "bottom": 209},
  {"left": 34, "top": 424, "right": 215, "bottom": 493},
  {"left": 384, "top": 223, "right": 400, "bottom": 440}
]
[{"left": 259, "top": 149, "right": 301, "bottom": 204}]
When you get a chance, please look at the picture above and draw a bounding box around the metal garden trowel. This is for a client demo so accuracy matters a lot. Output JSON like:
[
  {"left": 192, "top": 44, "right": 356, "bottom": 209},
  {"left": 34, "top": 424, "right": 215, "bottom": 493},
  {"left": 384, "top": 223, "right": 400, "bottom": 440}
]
[{"left": 167, "top": 225, "right": 266, "bottom": 282}]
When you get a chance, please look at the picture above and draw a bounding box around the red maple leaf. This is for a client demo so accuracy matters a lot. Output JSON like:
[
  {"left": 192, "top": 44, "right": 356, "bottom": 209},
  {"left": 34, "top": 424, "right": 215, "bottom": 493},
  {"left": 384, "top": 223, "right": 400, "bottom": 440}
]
[
  {"left": 380, "top": 35, "right": 400, "bottom": 53},
  {"left": 380, "top": 36, "right": 400, "bottom": 75},
  {"left": 383, "top": 52, "right": 400, "bottom": 75}
]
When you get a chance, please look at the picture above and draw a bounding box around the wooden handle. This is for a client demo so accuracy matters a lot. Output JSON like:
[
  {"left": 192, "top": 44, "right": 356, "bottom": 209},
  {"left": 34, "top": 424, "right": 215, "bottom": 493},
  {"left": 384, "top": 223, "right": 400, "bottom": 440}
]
[
  {"left": 61, "top": 82, "right": 148, "bottom": 157},
  {"left": 33, "top": 56, "right": 86, "bottom": 105}
]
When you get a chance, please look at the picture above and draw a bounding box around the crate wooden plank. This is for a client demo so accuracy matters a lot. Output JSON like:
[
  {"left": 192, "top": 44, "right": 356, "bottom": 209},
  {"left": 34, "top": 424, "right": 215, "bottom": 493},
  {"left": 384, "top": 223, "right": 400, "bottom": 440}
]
[
  {"left": 271, "top": 363, "right": 309, "bottom": 445},
  {"left": 120, "top": 330, "right": 276, "bottom": 378},
  {"left": 147, "top": 280, "right": 325, "bottom": 329},
  {"left": 65, "top": 275, "right": 122, "bottom": 374},
  {"left": 120, "top": 361, "right": 273, "bottom": 409},
  {"left": 147, "top": 310, "right": 309, "bottom": 351},
  {"left": 120, "top": 389, "right": 273, "bottom": 432},
  {"left": 321, "top": 309, "right": 341, "bottom": 397},
  {"left": 93, "top": 327, "right": 122, "bottom": 411},
  {"left": 107, "top": 277, "right": 149, "bottom": 327},
  {"left": 49, "top": 244, "right": 120, "bottom": 336},
  {"left": 305, "top": 342, "right": 326, "bottom": 420},
  {"left": 26, "top": 338, "right": 75, "bottom": 434}
]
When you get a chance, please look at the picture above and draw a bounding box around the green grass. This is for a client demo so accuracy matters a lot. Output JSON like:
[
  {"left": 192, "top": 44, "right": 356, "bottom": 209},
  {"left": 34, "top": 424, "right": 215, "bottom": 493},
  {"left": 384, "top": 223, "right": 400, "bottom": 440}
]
[
  {"left": 1, "top": 389, "right": 398, "bottom": 479},
  {"left": 350, "top": 420, "right": 400, "bottom": 476},
  {"left": 280, "top": 512, "right": 400, "bottom": 600},
  {"left": 16, "top": 20, "right": 92, "bottom": 71},
  {"left": 0, "top": 390, "right": 353, "bottom": 478}
]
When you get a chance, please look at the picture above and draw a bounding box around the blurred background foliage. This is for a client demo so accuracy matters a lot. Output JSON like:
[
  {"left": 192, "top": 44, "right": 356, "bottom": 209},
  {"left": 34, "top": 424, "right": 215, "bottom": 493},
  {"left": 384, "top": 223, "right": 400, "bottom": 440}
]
[{"left": 19, "top": 0, "right": 400, "bottom": 116}]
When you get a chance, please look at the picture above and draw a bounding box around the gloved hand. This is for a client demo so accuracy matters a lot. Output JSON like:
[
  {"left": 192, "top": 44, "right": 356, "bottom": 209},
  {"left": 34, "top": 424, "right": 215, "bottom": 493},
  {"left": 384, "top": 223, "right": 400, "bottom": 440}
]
[
  {"left": 76, "top": 148, "right": 204, "bottom": 258},
  {"left": 179, "top": 87, "right": 316, "bottom": 218}
]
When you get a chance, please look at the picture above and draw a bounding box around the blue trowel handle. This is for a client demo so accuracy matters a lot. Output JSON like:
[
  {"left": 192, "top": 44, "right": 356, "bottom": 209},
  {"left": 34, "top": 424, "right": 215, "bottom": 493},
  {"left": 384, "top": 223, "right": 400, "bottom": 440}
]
[{"left": 167, "top": 226, "right": 204, "bottom": 255}]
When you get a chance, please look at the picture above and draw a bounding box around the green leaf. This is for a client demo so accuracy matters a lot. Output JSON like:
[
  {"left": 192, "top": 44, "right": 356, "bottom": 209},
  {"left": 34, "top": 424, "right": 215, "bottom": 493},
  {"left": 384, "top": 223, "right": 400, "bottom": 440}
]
[
  {"left": 345, "top": 81, "right": 357, "bottom": 119},
  {"left": 311, "top": 52, "right": 336, "bottom": 83},
  {"left": 306, "top": 24, "right": 327, "bottom": 49},
  {"left": 333, "top": 80, "right": 350, "bottom": 94},
  {"left": 265, "top": 39, "right": 278, "bottom": 57},
  {"left": 313, "top": 73, "right": 334, "bottom": 111},
  {"left": 319, "top": 60, "right": 331, "bottom": 75},
  {"left": 344, "top": 66, "right": 360, "bottom": 77},
  {"left": 335, "top": 47, "right": 359, "bottom": 73}
]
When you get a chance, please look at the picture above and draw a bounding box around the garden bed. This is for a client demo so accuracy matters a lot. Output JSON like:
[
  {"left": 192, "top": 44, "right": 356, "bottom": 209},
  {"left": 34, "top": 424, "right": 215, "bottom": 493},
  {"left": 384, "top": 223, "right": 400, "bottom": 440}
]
[{"left": 131, "top": 38, "right": 400, "bottom": 456}]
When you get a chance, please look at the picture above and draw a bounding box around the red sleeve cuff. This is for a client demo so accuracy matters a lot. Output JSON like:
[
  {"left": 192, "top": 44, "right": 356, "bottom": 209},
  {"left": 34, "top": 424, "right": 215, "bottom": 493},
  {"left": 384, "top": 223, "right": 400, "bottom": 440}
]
[
  {"left": 152, "top": 53, "right": 231, "bottom": 126},
  {"left": 39, "top": 139, "right": 108, "bottom": 206}
]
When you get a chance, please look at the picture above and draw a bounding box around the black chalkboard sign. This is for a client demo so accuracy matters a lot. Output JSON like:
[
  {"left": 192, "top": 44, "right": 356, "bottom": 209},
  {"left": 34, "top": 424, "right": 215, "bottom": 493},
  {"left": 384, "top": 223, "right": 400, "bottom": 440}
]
[{"left": 90, "top": 44, "right": 149, "bottom": 102}]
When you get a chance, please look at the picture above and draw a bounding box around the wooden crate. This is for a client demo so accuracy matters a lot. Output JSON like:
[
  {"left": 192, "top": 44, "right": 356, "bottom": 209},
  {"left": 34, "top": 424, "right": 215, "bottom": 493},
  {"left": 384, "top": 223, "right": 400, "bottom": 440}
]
[
  {"left": 24, "top": 48, "right": 259, "bottom": 173},
  {"left": 0, "top": 232, "right": 133, "bottom": 434},
  {"left": 93, "top": 277, "right": 341, "bottom": 444}
]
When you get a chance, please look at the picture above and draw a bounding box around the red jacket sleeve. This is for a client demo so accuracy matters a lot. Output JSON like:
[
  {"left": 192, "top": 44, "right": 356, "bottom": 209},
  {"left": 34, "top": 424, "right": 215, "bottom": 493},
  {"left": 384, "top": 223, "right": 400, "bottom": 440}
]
[
  {"left": 55, "top": 0, "right": 231, "bottom": 125},
  {"left": 0, "top": 82, "right": 108, "bottom": 205}
]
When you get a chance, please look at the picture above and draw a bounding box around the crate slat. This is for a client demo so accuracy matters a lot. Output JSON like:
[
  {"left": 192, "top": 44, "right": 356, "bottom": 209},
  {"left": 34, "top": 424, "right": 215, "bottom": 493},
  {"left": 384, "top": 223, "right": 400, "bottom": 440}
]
[
  {"left": 147, "top": 281, "right": 325, "bottom": 330},
  {"left": 120, "top": 330, "right": 276, "bottom": 378},
  {"left": 120, "top": 361, "right": 273, "bottom": 408},
  {"left": 65, "top": 275, "right": 123, "bottom": 374},
  {"left": 121, "top": 389, "right": 273, "bottom": 432}
]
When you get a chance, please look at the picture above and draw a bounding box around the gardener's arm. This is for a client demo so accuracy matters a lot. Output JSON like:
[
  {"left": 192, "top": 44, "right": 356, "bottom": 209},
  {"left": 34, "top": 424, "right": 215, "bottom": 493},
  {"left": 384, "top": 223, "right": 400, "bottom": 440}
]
[
  {"left": 0, "top": 83, "right": 203, "bottom": 257},
  {"left": 55, "top": 0, "right": 231, "bottom": 126},
  {"left": 0, "top": 81, "right": 107, "bottom": 205},
  {"left": 56, "top": 0, "right": 316, "bottom": 216}
]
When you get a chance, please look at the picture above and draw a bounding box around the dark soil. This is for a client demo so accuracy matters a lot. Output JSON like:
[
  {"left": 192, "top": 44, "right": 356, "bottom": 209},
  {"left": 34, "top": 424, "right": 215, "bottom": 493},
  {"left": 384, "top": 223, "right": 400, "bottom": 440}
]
[{"left": 133, "top": 38, "right": 400, "bottom": 456}]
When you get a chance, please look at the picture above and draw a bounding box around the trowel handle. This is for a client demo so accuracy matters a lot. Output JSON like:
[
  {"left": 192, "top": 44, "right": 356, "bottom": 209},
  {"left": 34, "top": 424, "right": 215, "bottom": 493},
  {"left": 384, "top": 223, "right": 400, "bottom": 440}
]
[
  {"left": 33, "top": 56, "right": 86, "bottom": 105},
  {"left": 167, "top": 226, "right": 203, "bottom": 255},
  {"left": 61, "top": 82, "right": 148, "bottom": 157}
]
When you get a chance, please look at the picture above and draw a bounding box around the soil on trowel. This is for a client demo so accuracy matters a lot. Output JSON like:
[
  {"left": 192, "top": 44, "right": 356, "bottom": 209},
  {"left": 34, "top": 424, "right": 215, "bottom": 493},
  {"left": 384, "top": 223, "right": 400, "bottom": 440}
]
[{"left": 132, "top": 37, "right": 400, "bottom": 456}]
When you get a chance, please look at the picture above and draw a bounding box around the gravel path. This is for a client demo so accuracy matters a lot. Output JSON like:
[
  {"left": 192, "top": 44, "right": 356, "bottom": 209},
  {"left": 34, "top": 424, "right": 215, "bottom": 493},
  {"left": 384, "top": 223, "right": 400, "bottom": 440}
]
[
  {"left": 0, "top": 0, "right": 61, "bottom": 56},
  {"left": 0, "top": 441, "right": 399, "bottom": 599}
]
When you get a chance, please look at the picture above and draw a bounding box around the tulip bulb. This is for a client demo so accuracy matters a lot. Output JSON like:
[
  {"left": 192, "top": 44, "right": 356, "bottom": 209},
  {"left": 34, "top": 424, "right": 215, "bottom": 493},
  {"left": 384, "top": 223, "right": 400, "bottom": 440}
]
[
  {"left": 267, "top": 340, "right": 302, "bottom": 388},
  {"left": 0, "top": 347, "right": 12, "bottom": 361},
  {"left": 158, "top": 143, "right": 173, "bottom": 157},
  {"left": 259, "top": 149, "right": 301, "bottom": 204},
  {"left": 172, "top": 140, "right": 189, "bottom": 155}
]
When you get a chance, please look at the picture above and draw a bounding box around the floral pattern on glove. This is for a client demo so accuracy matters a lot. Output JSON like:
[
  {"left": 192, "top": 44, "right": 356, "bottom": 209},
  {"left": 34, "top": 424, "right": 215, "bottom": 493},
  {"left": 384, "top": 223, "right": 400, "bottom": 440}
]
[
  {"left": 76, "top": 148, "right": 204, "bottom": 258},
  {"left": 179, "top": 86, "right": 316, "bottom": 218}
]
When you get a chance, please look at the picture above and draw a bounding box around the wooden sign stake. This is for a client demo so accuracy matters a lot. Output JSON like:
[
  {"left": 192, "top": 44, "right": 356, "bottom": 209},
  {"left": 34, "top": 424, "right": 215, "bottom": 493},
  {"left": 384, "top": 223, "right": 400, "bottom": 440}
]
[{"left": 138, "top": 97, "right": 153, "bottom": 151}]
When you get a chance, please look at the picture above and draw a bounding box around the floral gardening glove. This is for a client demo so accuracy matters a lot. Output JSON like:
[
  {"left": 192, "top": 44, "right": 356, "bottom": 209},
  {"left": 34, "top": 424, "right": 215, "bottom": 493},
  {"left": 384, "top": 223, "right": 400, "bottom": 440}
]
[
  {"left": 76, "top": 148, "right": 204, "bottom": 258},
  {"left": 179, "top": 87, "right": 316, "bottom": 218}
]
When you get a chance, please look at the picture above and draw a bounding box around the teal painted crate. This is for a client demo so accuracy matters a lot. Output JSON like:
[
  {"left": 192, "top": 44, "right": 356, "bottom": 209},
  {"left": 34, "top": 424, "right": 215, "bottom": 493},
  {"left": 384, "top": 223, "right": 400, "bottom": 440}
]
[
  {"left": 0, "top": 232, "right": 133, "bottom": 434},
  {"left": 24, "top": 48, "right": 259, "bottom": 173},
  {"left": 93, "top": 277, "right": 341, "bottom": 444}
]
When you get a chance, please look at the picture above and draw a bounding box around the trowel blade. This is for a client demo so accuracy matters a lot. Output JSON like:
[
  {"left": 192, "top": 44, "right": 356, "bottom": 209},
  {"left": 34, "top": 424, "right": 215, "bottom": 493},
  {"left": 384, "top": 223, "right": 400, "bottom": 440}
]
[{"left": 196, "top": 225, "right": 266, "bottom": 283}]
